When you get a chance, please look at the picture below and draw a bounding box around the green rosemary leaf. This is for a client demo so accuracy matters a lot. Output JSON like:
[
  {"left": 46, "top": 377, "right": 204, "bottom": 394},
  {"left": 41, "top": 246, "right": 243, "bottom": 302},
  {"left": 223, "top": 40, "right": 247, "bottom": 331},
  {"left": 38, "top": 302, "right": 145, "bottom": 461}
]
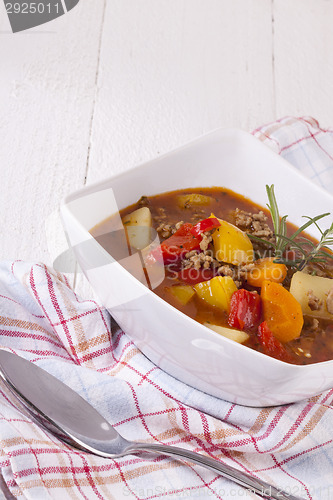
[
  {"left": 247, "top": 234, "right": 276, "bottom": 248},
  {"left": 295, "top": 236, "right": 316, "bottom": 248},
  {"left": 316, "top": 249, "right": 333, "bottom": 257},
  {"left": 280, "top": 215, "right": 288, "bottom": 238},
  {"left": 265, "top": 185, "right": 289, "bottom": 254},
  {"left": 273, "top": 234, "right": 308, "bottom": 256},
  {"left": 266, "top": 185, "right": 281, "bottom": 234},
  {"left": 311, "top": 257, "right": 329, "bottom": 263},
  {"left": 273, "top": 258, "right": 303, "bottom": 267},
  {"left": 288, "top": 213, "right": 330, "bottom": 240}
]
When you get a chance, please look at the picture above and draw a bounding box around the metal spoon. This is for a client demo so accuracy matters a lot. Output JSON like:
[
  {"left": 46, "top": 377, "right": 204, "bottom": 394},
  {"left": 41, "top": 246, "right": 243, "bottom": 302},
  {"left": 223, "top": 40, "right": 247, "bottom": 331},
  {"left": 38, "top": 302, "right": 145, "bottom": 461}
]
[{"left": 0, "top": 349, "right": 303, "bottom": 500}]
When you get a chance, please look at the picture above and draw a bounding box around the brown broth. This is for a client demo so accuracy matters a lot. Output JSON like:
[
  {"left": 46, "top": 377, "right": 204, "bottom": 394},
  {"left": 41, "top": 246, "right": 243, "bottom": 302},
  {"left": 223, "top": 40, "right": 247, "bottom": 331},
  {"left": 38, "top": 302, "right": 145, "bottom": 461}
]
[{"left": 91, "top": 187, "right": 333, "bottom": 365}]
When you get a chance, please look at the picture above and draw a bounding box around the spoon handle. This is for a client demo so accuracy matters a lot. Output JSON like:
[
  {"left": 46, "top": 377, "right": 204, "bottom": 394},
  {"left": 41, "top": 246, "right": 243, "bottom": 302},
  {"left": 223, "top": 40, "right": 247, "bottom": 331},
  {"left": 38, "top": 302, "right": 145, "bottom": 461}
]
[{"left": 128, "top": 442, "right": 304, "bottom": 500}]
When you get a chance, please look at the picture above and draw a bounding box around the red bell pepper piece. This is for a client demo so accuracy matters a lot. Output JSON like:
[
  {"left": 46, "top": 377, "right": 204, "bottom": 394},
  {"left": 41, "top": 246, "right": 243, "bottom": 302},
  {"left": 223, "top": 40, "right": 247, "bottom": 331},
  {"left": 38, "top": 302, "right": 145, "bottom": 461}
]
[
  {"left": 190, "top": 217, "right": 220, "bottom": 237},
  {"left": 228, "top": 289, "right": 261, "bottom": 331},
  {"left": 257, "top": 321, "right": 292, "bottom": 362},
  {"left": 178, "top": 267, "right": 215, "bottom": 285},
  {"left": 151, "top": 223, "right": 202, "bottom": 265}
]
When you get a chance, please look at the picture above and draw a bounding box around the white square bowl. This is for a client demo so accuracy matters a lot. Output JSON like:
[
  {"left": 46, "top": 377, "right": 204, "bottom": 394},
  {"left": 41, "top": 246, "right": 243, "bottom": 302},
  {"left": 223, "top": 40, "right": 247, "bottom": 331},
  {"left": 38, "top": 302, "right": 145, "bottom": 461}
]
[{"left": 61, "top": 129, "right": 333, "bottom": 407}]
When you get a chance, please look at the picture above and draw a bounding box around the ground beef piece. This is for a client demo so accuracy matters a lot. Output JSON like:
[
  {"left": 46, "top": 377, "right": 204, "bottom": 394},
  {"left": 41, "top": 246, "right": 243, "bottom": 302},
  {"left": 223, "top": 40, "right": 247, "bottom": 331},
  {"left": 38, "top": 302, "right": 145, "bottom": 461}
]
[
  {"left": 234, "top": 262, "right": 255, "bottom": 287},
  {"left": 234, "top": 209, "right": 275, "bottom": 258},
  {"left": 325, "top": 259, "right": 333, "bottom": 277},
  {"left": 234, "top": 209, "right": 274, "bottom": 239},
  {"left": 234, "top": 210, "right": 253, "bottom": 228},
  {"left": 303, "top": 262, "right": 333, "bottom": 279},
  {"left": 237, "top": 262, "right": 256, "bottom": 281},
  {"left": 183, "top": 250, "right": 215, "bottom": 270},
  {"left": 190, "top": 210, "right": 207, "bottom": 223},
  {"left": 182, "top": 248, "right": 255, "bottom": 288},
  {"left": 217, "top": 269, "right": 241, "bottom": 288},
  {"left": 156, "top": 220, "right": 184, "bottom": 238},
  {"left": 216, "top": 264, "right": 234, "bottom": 277},
  {"left": 283, "top": 266, "right": 297, "bottom": 291},
  {"left": 302, "top": 317, "right": 322, "bottom": 337},
  {"left": 252, "top": 213, "right": 274, "bottom": 238},
  {"left": 137, "top": 195, "right": 150, "bottom": 207},
  {"left": 307, "top": 289, "right": 323, "bottom": 311},
  {"left": 216, "top": 262, "right": 255, "bottom": 288},
  {"left": 153, "top": 207, "right": 167, "bottom": 225},
  {"left": 199, "top": 232, "right": 213, "bottom": 251},
  {"left": 309, "top": 318, "right": 320, "bottom": 332},
  {"left": 326, "top": 287, "right": 333, "bottom": 315},
  {"left": 156, "top": 223, "right": 172, "bottom": 238}
]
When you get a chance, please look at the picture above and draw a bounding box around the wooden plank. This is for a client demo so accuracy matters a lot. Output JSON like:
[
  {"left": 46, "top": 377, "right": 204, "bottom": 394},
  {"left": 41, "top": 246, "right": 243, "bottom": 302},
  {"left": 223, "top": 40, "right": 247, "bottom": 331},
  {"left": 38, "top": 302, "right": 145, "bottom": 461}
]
[
  {"left": 274, "top": 0, "right": 333, "bottom": 127},
  {"left": 0, "top": 0, "right": 105, "bottom": 274},
  {"left": 87, "top": 0, "right": 275, "bottom": 183}
]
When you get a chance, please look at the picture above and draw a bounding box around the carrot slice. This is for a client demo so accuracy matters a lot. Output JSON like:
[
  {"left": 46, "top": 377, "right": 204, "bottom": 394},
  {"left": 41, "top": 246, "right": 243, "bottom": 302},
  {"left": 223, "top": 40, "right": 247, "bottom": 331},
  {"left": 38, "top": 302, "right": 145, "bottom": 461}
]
[
  {"left": 247, "top": 257, "right": 287, "bottom": 287},
  {"left": 261, "top": 280, "right": 303, "bottom": 342}
]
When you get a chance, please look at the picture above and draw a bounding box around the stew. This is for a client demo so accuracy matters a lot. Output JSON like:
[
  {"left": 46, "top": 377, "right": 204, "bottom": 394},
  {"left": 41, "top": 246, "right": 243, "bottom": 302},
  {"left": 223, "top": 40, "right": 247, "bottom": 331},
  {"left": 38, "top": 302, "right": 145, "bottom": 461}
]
[{"left": 91, "top": 186, "right": 333, "bottom": 365}]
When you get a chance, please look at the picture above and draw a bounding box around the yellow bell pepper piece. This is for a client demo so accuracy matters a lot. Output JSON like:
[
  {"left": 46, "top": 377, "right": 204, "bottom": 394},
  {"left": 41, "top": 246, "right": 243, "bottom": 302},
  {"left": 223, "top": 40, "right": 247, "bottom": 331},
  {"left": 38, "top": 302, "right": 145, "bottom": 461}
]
[
  {"left": 194, "top": 276, "right": 237, "bottom": 311},
  {"left": 211, "top": 215, "right": 254, "bottom": 265},
  {"left": 167, "top": 285, "right": 195, "bottom": 305},
  {"left": 177, "top": 193, "right": 213, "bottom": 208}
]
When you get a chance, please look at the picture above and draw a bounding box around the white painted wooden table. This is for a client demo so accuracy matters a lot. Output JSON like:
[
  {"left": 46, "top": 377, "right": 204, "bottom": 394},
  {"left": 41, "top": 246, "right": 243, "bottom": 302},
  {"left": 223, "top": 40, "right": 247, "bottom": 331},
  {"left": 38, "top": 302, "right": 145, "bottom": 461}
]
[{"left": 0, "top": 0, "right": 333, "bottom": 496}]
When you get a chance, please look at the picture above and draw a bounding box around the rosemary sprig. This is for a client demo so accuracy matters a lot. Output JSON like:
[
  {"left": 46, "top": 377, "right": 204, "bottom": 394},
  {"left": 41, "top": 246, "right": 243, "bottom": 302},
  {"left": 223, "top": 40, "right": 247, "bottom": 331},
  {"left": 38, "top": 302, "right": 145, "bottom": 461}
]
[
  {"left": 297, "top": 222, "right": 333, "bottom": 270},
  {"left": 265, "top": 184, "right": 288, "bottom": 256},
  {"left": 248, "top": 185, "right": 333, "bottom": 270}
]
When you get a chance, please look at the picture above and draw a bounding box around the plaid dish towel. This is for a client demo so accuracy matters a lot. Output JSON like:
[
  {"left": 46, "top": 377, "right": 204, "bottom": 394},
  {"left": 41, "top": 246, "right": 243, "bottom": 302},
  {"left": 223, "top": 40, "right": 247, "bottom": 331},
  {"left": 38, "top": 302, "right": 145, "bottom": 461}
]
[{"left": 1, "top": 117, "right": 333, "bottom": 500}]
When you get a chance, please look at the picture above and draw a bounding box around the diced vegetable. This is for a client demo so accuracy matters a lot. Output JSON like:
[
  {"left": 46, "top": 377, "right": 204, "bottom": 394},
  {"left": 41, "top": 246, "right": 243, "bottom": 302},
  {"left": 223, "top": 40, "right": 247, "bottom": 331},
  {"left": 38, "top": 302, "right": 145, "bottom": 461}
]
[
  {"left": 177, "top": 193, "right": 213, "bottom": 209},
  {"left": 289, "top": 271, "right": 333, "bottom": 320},
  {"left": 204, "top": 322, "right": 249, "bottom": 344},
  {"left": 151, "top": 223, "right": 201, "bottom": 265},
  {"left": 261, "top": 280, "right": 303, "bottom": 342},
  {"left": 122, "top": 207, "right": 152, "bottom": 250},
  {"left": 190, "top": 217, "right": 220, "bottom": 237},
  {"left": 167, "top": 285, "right": 195, "bottom": 305},
  {"left": 212, "top": 217, "right": 254, "bottom": 265},
  {"left": 194, "top": 276, "right": 237, "bottom": 312},
  {"left": 228, "top": 289, "right": 261, "bottom": 331},
  {"left": 247, "top": 257, "right": 287, "bottom": 287},
  {"left": 178, "top": 267, "right": 215, "bottom": 285},
  {"left": 257, "top": 321, "right": 292, "bottom": 362}
]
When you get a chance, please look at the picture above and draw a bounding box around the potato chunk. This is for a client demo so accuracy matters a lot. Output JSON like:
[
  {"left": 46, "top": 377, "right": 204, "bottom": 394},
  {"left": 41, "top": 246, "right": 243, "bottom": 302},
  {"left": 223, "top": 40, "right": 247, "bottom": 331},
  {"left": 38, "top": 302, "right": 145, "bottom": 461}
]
[
  {"left": 122, "top": 207, "right": 152, "bottom": 250},
  {"left": 204, "top": 323, "right": 249, "bottom": 344},
  {"left": 289, "top": 271, "right": 333, "bottom": 320}
]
